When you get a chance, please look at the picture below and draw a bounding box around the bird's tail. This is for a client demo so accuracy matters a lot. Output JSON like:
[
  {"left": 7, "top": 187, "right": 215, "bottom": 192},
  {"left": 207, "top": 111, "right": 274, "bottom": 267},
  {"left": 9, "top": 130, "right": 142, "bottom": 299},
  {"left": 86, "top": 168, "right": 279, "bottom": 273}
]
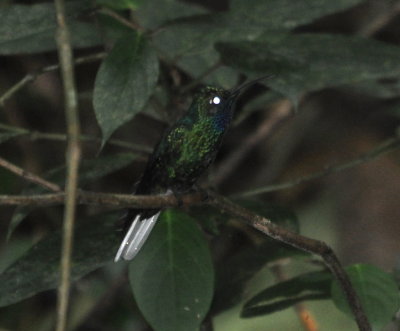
[{"left": 114, "top": 211, "right": 161, "bottom": 262}]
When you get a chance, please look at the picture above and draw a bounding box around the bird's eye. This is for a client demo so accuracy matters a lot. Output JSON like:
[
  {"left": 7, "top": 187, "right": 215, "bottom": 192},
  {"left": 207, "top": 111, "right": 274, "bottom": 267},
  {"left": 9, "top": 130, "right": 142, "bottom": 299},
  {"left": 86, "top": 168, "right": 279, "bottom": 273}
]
[{"left": 209, "top": 96, "right": 221, "bottom": 105}]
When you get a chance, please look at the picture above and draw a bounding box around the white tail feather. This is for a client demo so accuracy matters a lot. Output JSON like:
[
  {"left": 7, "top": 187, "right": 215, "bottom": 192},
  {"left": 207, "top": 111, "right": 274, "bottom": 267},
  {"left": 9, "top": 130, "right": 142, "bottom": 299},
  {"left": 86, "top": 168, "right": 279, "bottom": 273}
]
[{"left": 114, "top": 212, "right": 161, "bottom": 262}]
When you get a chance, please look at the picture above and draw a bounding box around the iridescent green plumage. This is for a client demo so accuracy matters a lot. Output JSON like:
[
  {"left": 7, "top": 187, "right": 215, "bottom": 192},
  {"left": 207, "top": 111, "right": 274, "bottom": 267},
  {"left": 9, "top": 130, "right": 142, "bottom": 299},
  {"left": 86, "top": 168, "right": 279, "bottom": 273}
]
[
  {"left": 135, "top": 86, "right": 235, "bottom": 197},
  {"left": 115, "top": 85, "right": 238, "bottom": 261},
  {"left": 115, "top": 79, "right": 270, "bottom": 261}
]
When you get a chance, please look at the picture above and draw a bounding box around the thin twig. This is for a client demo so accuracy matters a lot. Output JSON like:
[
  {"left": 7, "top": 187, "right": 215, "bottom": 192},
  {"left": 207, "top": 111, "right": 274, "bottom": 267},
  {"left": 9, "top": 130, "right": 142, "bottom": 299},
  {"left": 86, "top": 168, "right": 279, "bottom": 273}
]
[
  {"left": 213, "top": 99, "right": 292, "bottom": 186},
  {"left": 0, "top": 157, "right": 62, "bottom": 192},
  {"left": 208, "top": 193, "right": 371, "bottom": 331},
  {"left": 0, "top": 52, "right": 106, "bottom": 107},
  {"left": 54, "top": 0, "right": 81, "bottom": 329},
  {"left": 0, "top": 123, "right": 152, "bottom": 154},
  {"left": 238, "top": 135, "right": 400, "bottom": 197}
]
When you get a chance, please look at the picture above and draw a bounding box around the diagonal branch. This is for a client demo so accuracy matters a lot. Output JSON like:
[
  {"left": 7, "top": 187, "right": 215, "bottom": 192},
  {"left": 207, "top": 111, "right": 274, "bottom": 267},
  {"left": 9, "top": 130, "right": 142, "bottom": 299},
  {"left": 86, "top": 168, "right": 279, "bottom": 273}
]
[
  {"left": 0, "top": 52, "right": 105, "bottom": 107},
  {"left": 0, "top": 156, "right": 62, "bottom": 192}
]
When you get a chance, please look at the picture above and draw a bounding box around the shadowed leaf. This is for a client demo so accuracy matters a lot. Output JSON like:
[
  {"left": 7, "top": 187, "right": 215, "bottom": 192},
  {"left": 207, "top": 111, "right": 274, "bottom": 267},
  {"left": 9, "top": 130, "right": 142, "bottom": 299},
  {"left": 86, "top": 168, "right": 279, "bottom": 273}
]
[
  {"left": 0, "top": 1, "right": 101, "bottom": 55},
  {"left": 216, "top": 33, "right": 400, "bottom": 102},
  {"left": 93, "top": 31, "right": 159, "bottom": 144},
  {"left": 0, "top": 214, "right": 119, "bottom": 307},
  {"left": 229, "top": 0, "right": 364, "bottom": 30},
  {"left": 129, "top": 209, "right": 214, "bottom": 331},
  {"left": 242, "top": 271, "right": 332, "bottom": 317}
]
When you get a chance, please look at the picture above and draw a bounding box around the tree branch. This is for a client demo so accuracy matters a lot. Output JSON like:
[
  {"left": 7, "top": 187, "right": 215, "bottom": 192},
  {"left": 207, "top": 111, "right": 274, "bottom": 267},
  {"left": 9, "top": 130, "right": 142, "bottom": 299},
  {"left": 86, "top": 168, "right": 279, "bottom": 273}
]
[
  {"left": 0, "top": 156, "right": 62, "bottom": 192},
  {"left": 238, "top": 135, "right": 400, "bottom": 197},
  {"left": 0, "top": 190, "right": 205, "bottom": 208},
  {"left": 54, "top": 0, "right": 81, "bottom": 329}
]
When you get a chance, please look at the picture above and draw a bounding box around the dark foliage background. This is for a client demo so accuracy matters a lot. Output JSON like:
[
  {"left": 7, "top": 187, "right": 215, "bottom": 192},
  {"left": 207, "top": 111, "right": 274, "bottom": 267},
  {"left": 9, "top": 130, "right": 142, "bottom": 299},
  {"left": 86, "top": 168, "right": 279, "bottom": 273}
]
[{"left": 0, "top": 0, "right": 400, "bottom": 330}]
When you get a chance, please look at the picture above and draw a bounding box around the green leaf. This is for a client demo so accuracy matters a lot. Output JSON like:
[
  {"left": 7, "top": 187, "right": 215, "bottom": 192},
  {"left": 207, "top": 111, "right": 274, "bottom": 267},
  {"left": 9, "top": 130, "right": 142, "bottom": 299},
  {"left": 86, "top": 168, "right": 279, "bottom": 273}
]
[
  {"left": 242, "top": 271, "right": 332, "bottom": 317},
  {"left": 0, "top": 2, "right": 102, "bottom": 55},
  {"left": 7, "top": 152, "right": 138, "bottom": 240},
  {"left": 149, "top": 0, "right": 363, "bottom": 85},
  {"left": 331, "top": 264, "right": 400, "bottom": 330},
  {"left": 229, "top": 0, "right": 364, "bottom": 30},
  {"left": 93, "top": 31, "right": 159, "bottom": 144},
  {"left": 0, "top": 214, "right": 119, "bottom": 307},
  {"left": 150, "top": 14, "right": 242, "bottom": 87},
  {"left": 129, "top": 209, "right": 214, "bottom": 331},
  {"left": 216, "top": 33, "right": 400, "bottom": 101}
]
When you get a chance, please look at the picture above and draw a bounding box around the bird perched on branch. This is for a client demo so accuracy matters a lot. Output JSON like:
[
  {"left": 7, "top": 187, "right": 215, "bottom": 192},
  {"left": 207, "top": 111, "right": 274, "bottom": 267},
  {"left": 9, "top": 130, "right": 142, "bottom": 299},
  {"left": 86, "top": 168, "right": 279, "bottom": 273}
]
[{"left": 115, "top": 76, "right": 269, "bottom": 262}]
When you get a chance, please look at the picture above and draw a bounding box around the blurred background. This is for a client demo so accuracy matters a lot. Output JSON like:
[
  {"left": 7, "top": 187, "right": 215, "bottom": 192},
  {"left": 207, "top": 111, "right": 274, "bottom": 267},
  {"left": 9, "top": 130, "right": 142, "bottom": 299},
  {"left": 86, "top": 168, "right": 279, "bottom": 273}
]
[{"left": 0, "top": 0, "right": 400, "bottom": 330}]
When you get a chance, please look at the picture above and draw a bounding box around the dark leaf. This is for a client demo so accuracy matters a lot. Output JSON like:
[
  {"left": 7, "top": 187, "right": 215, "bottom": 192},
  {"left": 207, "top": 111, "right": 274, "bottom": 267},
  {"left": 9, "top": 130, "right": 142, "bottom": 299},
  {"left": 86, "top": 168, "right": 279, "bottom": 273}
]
[
  {"left": 216, "top": 33, "right": 400, "bottom": 102},
  {"left": 149, "top": 0, "right": 364, "bottom": 86},
  {"left": 0, "top": 214, "right": 119, "bottom": 307},
  {"left": 93, "top": 31, "right": 159, "bottom": 144},
  {"left": 129, "top": 209, "right": 214, "bottom": 331},
  {"left": 242, "top": 271, "right": 332, "bottom": 317},
  {"left": 229, "top": 0, "right": 364, "bottom": 30},
  {"left": 0, "top": 1, "right": 101, "bottom": 55}
]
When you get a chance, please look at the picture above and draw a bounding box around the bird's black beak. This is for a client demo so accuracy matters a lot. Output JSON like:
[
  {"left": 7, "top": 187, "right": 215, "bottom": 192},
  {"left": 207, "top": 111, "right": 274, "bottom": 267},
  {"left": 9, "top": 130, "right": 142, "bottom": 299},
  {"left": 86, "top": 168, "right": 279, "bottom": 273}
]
[{"left": 229, "top": 74, "right": 272, "bottom": 100}]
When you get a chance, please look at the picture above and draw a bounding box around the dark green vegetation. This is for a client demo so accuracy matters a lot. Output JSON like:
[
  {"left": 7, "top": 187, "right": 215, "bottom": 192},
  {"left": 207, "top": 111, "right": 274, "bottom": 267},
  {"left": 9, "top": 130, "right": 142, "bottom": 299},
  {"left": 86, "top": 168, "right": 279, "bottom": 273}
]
[{"left": 1, "top": 0, "right": 400, "bottom": 330}]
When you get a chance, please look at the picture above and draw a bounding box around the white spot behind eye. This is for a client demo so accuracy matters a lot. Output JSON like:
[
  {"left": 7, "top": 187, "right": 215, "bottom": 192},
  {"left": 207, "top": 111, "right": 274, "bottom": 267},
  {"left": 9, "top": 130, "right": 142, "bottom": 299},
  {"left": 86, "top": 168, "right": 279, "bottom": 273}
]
[{"left": 212, "top": 96, "right": 221, "bottom": 104}]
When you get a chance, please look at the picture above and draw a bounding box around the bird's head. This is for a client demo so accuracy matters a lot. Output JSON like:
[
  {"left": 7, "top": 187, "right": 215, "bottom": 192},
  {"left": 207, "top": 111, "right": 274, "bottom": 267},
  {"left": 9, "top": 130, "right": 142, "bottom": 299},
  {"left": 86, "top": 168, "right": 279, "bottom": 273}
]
[{"left": 189, "top": 75, "right": 271, "bottom": 131}]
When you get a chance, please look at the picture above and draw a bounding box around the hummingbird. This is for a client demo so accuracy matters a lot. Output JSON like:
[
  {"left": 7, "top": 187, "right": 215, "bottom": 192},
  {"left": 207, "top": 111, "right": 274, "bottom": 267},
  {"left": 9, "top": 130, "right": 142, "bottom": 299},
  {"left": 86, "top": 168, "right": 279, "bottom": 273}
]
[{"left": 114, "top": 76, "right": 269, "bottom": 262}]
